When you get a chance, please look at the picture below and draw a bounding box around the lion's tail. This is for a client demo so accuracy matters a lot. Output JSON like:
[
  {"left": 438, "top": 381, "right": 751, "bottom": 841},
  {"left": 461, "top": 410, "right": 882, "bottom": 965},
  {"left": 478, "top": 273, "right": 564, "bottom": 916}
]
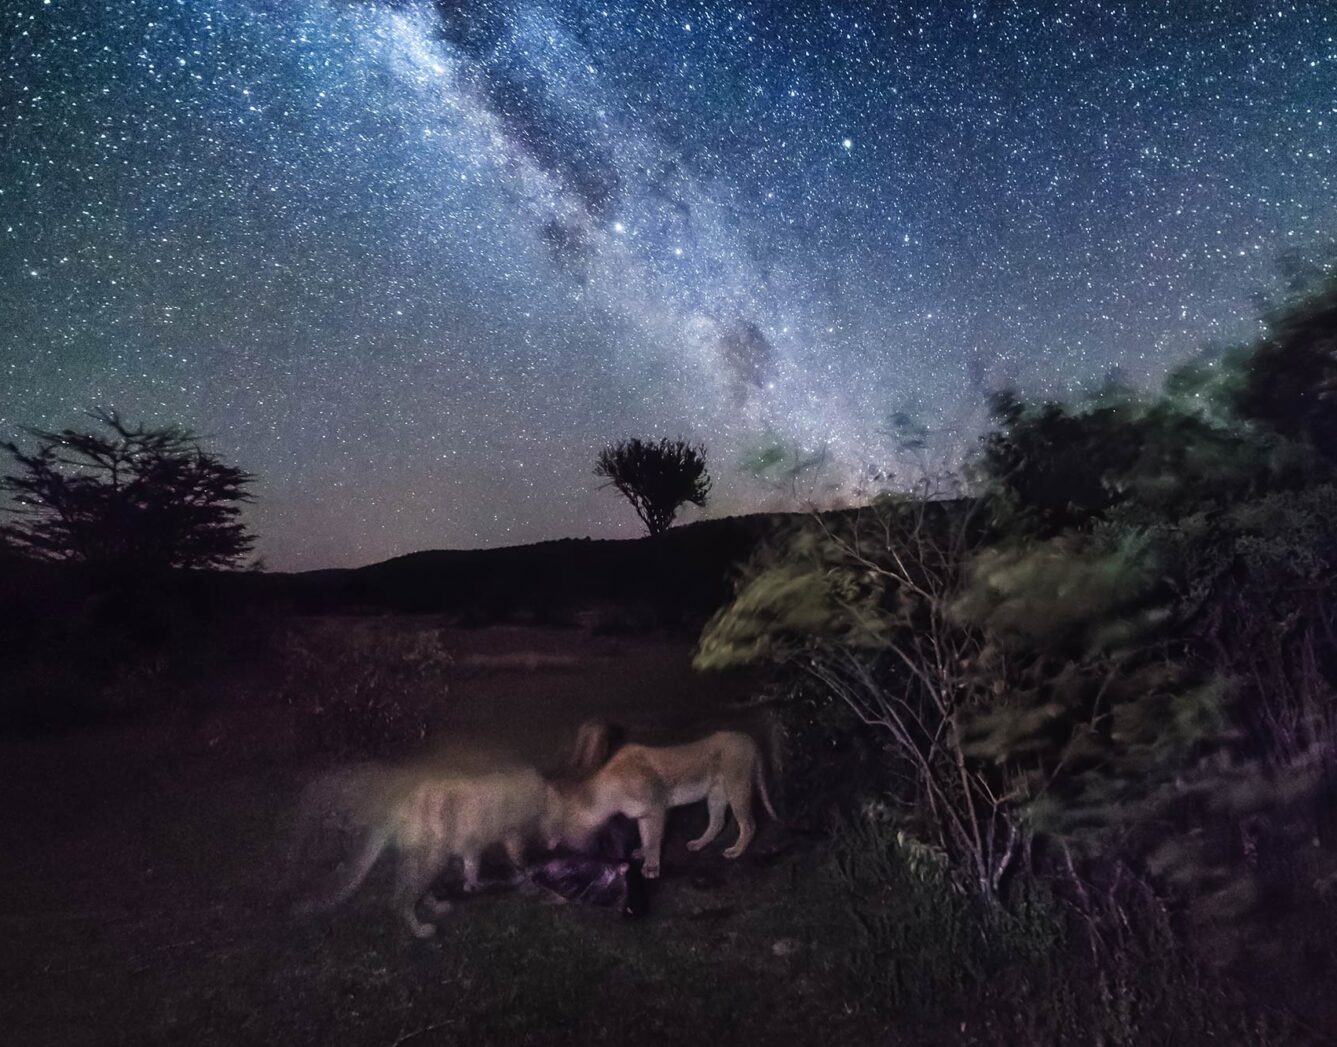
[
  {"left": 292, "top": 820, "right": 394, "bottom": 917},
  {"left": 282, "top": 769, "right": 356, "bottom": 893},
  {"left": 282, "top": 782, "right": 324, "bottom": 888},
  {"left": 754, "top": 750, "right": 780, "bottom": 823}
]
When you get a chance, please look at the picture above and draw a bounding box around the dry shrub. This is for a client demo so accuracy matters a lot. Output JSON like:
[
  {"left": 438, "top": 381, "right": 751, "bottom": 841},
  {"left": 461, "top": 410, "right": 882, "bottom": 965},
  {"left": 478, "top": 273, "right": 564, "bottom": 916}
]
[{"left": 275, "top": 618, "right": 452, "bottom": 756}]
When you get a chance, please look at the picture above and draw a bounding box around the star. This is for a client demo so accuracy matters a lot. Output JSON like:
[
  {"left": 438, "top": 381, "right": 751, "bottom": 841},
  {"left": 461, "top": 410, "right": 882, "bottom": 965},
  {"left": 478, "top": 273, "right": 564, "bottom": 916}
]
[{"left": 2, "top": 0, "right": 1333, "bottom": 569}]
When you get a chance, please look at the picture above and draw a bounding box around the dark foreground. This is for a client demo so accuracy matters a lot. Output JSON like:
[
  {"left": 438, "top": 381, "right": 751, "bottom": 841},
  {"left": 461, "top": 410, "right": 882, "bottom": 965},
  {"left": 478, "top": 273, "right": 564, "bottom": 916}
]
[
  {"left": 3, "top": 619, "right": 1331, "bottom": 1046},
  {"left": 0, "top": 622, "right": 895, "bottom": 1047}
]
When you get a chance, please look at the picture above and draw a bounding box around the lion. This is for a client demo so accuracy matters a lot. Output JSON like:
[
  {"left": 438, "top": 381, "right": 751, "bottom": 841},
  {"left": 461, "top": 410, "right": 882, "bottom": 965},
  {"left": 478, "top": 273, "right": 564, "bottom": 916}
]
[
  {"left": 283, "top": 761, "right": 417, "bottom": 883},
  {"left": 548, "top": 729, "right": 778, "bottom": 879},
  {"left": 291, "top": 766, "right": 558, "bottom": 938}
]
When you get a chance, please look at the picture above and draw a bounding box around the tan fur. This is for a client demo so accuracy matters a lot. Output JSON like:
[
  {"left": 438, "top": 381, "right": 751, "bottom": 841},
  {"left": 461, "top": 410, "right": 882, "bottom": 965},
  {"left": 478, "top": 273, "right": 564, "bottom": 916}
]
[
  {"left": 292, "top": 767, "right": 557, "bottom": 938},
  {"left": 284, "top": 762, "right": 417, "bottom": 878},
  {"left": 551, "top": 730, "right": 778, "bottom": 879}
]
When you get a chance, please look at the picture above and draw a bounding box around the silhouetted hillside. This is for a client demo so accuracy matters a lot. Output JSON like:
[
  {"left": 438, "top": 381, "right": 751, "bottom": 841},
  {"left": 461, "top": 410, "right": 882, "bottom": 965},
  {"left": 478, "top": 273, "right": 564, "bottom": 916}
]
[
  {"left": 278, "top": 511, "right": 805, "bottom": 624},
  {"left": 0, "top": 509, "right": 855, "bottom": 668}
]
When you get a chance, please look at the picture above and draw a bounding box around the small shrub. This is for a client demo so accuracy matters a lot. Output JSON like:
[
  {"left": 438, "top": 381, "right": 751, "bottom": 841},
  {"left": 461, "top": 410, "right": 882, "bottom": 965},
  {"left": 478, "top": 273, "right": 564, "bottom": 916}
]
[
  {"left": 999, "top": 862, "right": 1295, "bottom": 1046},
  {"left": 824, "top": 813, "right": 1290, "bottom": 1042},
  {"left": 276, "top": 619, "right": 451, "bottom": 756},
  {"left": 826, "top": 811, "right": 1060, "bottom": 1015},
  {"left": 768, "top": 678, "right": 886, "bottom": 829}
]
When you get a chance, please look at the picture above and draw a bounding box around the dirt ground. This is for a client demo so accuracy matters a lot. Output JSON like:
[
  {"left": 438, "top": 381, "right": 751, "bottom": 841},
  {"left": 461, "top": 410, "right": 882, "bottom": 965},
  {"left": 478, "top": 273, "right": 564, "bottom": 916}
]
[{"left": 0, "top": 621, "right": 877, "bottom": 1046}]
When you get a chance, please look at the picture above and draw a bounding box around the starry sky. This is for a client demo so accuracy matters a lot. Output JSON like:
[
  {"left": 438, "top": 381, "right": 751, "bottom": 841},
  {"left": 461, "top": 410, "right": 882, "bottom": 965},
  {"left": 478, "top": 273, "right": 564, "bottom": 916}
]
[{"left": 3, "top": 0, "right": 1335, "bottom": 569}]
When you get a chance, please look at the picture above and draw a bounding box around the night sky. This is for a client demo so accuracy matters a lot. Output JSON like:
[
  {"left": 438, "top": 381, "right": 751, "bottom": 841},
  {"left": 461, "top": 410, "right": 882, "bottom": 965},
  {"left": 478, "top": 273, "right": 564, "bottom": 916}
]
[{"left": 4, "top": 1, "right": 1335, "bottom": 569}]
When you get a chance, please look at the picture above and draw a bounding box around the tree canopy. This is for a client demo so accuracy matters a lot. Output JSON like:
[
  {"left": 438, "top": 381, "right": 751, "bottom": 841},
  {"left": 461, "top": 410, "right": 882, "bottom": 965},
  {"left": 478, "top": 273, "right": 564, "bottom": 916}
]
[
  {"left": 594, "top": 437, "right": 711, "bottom": 536},
  {"left": 1, "top": 409, "right": 256, "bottom": 575}
]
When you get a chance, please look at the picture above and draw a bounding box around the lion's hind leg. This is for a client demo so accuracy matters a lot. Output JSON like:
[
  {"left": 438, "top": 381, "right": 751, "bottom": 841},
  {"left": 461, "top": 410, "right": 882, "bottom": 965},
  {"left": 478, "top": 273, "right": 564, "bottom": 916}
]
[
  {"left": 292, "top": 821, "right": 392, "bottom": 917},
  {"left": 721, "top": 778, "right": 757, "bottom": 859},
  {"left": 395, "top": 842, "right": 447, "bottom": 939},
  {"left": 500, "top": 832, "right": 529, "bottom": 885},
  {"left": 686, "top": 788, "right": 728, "bottom": 852}
]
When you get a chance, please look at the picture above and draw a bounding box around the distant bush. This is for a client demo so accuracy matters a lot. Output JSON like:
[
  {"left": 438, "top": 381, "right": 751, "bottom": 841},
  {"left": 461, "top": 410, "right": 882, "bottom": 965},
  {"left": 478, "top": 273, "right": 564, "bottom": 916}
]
[
  {"left": 530, "top": 596, "right": 582, "bottom": 629},
  {"left": 275, "top": 620, "right": 451, "bottom": 757},
  {"left": 457, "top": 651, "right": 579, "bottom": 673},
  {"left": 0, "top": 566, "right": 275, "bottom": 731},
  {"left": 588, "top": 603, "right": 663, "bottom": 636}
]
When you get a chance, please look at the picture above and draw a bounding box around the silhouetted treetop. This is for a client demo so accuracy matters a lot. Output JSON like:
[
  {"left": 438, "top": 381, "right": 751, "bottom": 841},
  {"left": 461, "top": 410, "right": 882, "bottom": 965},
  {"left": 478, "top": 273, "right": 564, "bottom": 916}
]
[
  {"left": 1, "top": 409, "right": 255, "bottom": 575},
  {"left": 594, "top": 437, "right": 711, "bottom": 537}
]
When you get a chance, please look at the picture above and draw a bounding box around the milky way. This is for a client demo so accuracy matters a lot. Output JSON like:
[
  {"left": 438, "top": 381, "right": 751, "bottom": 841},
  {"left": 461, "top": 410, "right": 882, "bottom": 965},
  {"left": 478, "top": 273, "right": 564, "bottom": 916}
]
[{"left": 3, "top": 1, "right": 1335, "bottom": 568}]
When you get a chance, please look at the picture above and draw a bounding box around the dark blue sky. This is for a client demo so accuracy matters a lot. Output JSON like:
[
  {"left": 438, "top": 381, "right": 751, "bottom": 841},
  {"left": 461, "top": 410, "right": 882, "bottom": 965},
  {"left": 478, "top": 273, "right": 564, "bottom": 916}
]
[{"left": 4, "top": 0, "right": 1335, "bottom": 568}]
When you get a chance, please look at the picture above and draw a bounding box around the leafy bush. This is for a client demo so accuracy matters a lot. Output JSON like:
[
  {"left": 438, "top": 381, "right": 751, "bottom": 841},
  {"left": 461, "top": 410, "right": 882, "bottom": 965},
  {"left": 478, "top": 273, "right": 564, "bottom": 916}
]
[
  {"left": 1, "top": 567, "right": 277, "bottom": 731},
  {"left": 696, "top": 267, "right": 1337, "bottom": 1034}
]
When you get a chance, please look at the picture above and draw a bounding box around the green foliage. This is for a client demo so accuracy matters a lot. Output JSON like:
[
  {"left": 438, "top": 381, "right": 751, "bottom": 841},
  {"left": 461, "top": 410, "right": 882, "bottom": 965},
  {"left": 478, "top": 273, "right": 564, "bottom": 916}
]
[
  {"left": 738, "top": 435, "right": 831, "bottom": 488},
  {"left": 594, "top": 436, "right": 712, "bottom": 536},
  {"left": 996, "top": 870, "right": 1288, "bottom": 1046},
  {"left": 1230, "top": 271, "right": 1337, "bottom": 463},
  {"left": 699, "top": 500, "right": 1226, "bottom": 870},
  {"left": 700, "top": 263, "right": 1337, "bottom": 981},
  {"left": 979, "top": 391, "right": 1307, "bottom": 536},
  {"left": 821, "top": 813, "right": 1290, "bottom": 1042},
  {"left": 979, "top": 391, "right": 1142, "bottom": 532},
  {"left": 945, "top": 528, "right": 1235, "bottom": 840},
  {"left": 694, "top": 523, "right": 887, "bottom": 670},
  {"left": 952, "top": 528, "right": 1166, "bottom": 656},
  {"left": 827, "top": 812, "right": 1060, "bottom": 1015},
  {"left": 702, "top": 266, "right": 1337, "bottom": 1033}
]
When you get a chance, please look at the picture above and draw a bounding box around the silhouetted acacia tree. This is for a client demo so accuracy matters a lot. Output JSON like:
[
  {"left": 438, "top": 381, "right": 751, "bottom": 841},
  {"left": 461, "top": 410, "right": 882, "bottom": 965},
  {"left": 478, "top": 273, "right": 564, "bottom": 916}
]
[
  {"left": 594, "top": 437, "right": 711, "bottom": 536},
  {"left": 1, "top": 409, "right": 255, "bottom": 575}
]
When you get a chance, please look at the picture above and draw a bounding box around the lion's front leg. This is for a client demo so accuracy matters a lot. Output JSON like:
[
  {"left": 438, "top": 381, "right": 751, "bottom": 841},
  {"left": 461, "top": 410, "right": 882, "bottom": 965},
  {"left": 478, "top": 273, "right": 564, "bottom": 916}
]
[
  {"left": 395, "top": 845, "right": 443, "bottom": 939},
  {"left": 636, "top": 812, "right": 666, "bottom": 879},
  {"left": 500, "top": 832, "right": 528, "bottom": 885},
  {"left": 461, "top": 850, "right": 483, "bottom": 892}
]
